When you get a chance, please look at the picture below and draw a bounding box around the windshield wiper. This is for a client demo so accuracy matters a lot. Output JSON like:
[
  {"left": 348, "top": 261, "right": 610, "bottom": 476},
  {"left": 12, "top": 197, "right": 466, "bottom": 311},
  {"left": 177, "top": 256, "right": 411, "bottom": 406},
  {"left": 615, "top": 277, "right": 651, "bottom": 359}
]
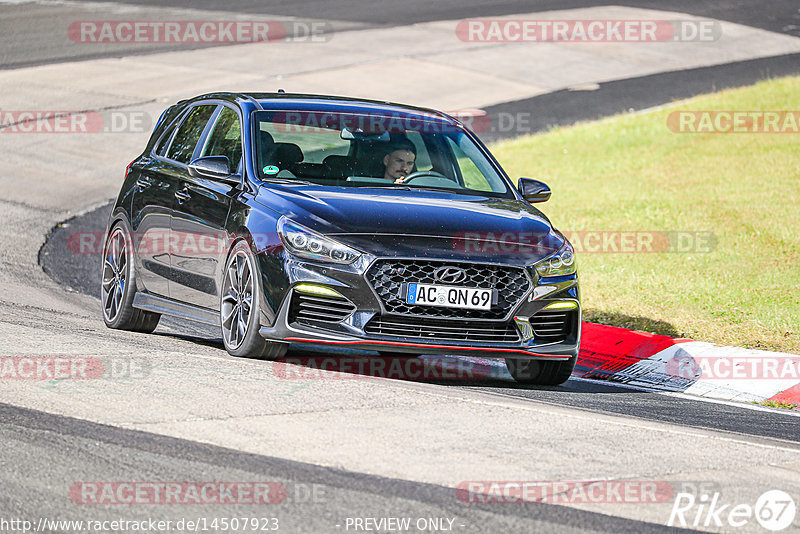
[
  {"left": 260, "top": 177, "right": 313, "bottom": 185},
  {"left": 357, "top": 184, "right": 413, "bottom": 191},
  {"left": 403, "top": 184, "right": 461, "bottom": 193},
  {"left": 356, "top": 184, "right": 464, "bottom": 194}
]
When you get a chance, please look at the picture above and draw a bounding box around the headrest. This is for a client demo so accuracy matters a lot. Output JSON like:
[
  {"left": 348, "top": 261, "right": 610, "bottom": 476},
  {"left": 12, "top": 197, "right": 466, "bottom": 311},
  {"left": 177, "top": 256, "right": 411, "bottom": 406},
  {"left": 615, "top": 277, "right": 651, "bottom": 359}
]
[
  {"left": 270, "top": 143, "right": 303, "bottom": 166},
  {"left": 258, "top": 129, "right": 275, "bottom": 148}
]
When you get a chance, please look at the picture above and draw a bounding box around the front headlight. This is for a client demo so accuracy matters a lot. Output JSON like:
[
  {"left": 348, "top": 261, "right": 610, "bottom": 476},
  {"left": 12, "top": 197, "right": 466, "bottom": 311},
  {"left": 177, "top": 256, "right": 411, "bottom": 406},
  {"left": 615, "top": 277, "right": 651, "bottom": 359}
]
[
  {"left": 535, "top": 240, "right": 576, "bottom": 277},
  {"left": 277, "top": 217, "right": 361, "bottom": 264}
]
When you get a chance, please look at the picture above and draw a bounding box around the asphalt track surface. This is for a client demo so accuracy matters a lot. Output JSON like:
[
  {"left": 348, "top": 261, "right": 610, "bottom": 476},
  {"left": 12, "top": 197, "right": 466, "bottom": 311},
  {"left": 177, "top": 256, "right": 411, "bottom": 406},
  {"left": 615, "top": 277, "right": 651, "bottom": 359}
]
[
  {"left": 4, "top": 0, "right": 800, "bottom": 140},
  {"left": 3, "top": 402, "right": 701, "bottom": 534},
  {"left": 74, "top": 0, "right": 800, "bottom": 30},
  {"left": 3, "top": 0, "right": 799, "bottom": 69},
  {"left": 35, "top": 0, "right": 800, "bottom": 445},
  {"left": 477, "top": 52, "right": 800, "bottom": 143},
  {"left": 40, "top": 205, "right": 800, "bottom": 445}
]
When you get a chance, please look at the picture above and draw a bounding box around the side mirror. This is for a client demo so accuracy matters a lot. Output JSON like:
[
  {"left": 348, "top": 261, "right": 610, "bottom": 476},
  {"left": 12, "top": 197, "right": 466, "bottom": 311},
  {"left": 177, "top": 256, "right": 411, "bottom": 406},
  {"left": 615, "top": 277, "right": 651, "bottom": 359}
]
[
  {"left": 518, "top": 177, "right": 551, "bottom": 203},
  {"left": 188, "top": 156, "right": 239, "bottom": 184}
]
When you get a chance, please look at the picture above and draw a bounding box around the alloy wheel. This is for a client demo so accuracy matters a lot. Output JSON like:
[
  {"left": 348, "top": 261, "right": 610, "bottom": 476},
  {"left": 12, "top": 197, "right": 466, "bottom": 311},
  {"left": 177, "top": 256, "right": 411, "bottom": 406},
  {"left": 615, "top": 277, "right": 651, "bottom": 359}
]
[
  {"left": 102, "top": 228, "right": 128, "bottom": 322},
  {"left": 221, "top": 251, "right": 254, "bottom": 350}
]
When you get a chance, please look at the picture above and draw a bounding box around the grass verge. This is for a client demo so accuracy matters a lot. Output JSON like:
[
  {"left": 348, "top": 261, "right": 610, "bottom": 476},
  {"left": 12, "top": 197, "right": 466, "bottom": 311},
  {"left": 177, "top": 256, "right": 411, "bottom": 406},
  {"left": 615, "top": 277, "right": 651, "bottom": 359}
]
[
  {"left": 490, "top": 76, "right": 799, "bottom": 353},
  {"left": 758, "top": 400, "right": 799, "bottom": 411}
]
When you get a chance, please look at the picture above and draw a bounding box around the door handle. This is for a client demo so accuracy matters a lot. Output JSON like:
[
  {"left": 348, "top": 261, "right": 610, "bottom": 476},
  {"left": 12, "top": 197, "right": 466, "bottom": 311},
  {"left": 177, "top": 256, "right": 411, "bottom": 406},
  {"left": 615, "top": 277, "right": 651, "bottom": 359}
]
[
  {"left": 136, "top": 177, "right": 153, "bottom": 191},
  {"left": 175, "top": 189, "right": 191, "bottom": 203}
]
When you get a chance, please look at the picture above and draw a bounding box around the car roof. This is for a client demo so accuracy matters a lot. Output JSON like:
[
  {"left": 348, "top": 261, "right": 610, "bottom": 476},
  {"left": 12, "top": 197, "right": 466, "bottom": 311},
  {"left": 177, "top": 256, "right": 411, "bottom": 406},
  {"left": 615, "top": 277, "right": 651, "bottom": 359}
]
[{"left": 183, "top": 92, "right": 459, "bottom": 124}]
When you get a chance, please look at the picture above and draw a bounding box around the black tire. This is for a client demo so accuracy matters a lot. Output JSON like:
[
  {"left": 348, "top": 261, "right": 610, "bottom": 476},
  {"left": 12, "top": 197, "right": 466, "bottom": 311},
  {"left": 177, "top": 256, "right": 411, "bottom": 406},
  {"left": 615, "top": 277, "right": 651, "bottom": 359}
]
[
  {"left": 505, "top": 355, "right": 576, "bottom": 386},
  {"left": 101, "top": 222, "right": 160, "bottom": 333},
  {"left": 220, "top": 241, "right": 288, "bottom": 360}
]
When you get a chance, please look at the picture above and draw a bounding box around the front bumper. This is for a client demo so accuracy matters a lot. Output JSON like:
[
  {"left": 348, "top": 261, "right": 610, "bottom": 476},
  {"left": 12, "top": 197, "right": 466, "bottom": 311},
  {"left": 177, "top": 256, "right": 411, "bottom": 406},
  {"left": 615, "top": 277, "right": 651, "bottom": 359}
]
[{"left": 259, "top": 256, "right": 581, "bottom": 360}]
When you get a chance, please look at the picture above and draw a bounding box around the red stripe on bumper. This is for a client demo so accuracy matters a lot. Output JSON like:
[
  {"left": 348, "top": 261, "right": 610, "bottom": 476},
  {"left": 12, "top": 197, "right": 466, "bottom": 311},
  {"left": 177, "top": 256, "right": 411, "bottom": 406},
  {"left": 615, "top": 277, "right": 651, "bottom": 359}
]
[{"left": 284, "top": 337, "right": 567, "bottom": 358}]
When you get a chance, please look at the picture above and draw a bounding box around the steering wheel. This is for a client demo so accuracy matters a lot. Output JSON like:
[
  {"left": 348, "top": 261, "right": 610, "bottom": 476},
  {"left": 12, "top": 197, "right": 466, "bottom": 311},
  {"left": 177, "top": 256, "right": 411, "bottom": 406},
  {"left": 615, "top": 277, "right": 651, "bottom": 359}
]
[{"left": 400, "top": 170, "right": 449, "bottom": 183}]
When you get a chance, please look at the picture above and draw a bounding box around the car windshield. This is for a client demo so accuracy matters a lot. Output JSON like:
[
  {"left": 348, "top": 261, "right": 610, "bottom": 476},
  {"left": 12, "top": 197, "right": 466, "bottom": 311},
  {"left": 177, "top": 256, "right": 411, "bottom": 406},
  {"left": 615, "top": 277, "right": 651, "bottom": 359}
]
[{"left": 251, "top": 110, "right": 513, "bottom": 198}]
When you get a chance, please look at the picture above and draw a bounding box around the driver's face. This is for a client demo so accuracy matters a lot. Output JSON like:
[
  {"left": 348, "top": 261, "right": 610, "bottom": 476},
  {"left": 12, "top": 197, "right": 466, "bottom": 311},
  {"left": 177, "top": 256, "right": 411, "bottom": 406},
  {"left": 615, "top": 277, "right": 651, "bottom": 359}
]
[{"left": 383, "top": 150, "right": 415, "bottom": 180}]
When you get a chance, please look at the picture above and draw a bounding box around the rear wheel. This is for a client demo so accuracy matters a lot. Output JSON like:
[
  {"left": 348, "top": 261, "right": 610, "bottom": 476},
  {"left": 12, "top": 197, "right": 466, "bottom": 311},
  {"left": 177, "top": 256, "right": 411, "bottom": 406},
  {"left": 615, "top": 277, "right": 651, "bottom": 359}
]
[
  {"left": 101, "top": 223, "right": 160, "bottom": 333},
  {"left": 505, "top": 355, "right": 576, "bottom": 385},
  {"left": 221, "top": 241, "right": 287, "bottom": 360}
]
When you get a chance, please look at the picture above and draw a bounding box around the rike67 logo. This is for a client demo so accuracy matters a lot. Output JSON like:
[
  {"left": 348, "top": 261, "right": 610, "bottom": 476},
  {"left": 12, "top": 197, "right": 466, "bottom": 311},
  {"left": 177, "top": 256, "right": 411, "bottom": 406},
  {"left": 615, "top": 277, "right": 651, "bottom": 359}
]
[{"left": 669, "top": 489, "right": 796, "bottom": 531}]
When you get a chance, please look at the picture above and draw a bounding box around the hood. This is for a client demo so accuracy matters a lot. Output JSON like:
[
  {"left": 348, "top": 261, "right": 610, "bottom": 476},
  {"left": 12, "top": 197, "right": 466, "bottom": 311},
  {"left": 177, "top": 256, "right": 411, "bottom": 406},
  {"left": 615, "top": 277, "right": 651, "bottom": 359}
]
[{"left": 254, "top": 183, "right": 563, "bottom": 264}]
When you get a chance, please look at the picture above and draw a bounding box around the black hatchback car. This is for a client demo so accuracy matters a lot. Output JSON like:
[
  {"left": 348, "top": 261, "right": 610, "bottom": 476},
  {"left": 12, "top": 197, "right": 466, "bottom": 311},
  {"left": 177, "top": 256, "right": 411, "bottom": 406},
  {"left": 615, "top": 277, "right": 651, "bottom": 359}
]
[{"left": 102, "top": 92, "right": 580, "bottom": 384}]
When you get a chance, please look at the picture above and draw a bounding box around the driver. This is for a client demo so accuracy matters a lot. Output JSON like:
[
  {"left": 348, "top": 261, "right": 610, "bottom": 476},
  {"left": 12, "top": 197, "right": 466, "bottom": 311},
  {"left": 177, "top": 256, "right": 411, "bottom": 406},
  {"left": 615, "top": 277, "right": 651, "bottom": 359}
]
[{"left": 382, "top": 140, "right": 417, "bottom": 183}]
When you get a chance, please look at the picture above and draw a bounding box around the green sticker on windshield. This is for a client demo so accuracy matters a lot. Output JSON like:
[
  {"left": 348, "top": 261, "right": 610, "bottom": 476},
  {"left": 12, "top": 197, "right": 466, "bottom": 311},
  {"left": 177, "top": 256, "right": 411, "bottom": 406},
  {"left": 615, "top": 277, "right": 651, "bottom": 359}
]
[{"left": 263, "top": 165, "right": 279, "bottom": 175}]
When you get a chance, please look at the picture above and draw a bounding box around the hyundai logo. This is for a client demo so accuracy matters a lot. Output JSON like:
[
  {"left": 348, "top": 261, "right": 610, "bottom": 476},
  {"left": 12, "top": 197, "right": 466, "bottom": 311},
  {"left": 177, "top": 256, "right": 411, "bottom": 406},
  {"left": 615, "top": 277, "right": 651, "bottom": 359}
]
[{"left": 434, "top": 266, "right": 467, "bottom": 284}]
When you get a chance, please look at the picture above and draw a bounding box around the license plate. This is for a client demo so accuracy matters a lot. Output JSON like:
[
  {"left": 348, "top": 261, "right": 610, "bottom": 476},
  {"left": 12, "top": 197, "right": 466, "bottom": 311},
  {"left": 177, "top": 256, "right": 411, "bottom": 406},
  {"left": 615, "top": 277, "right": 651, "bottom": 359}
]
[{"left": 405, "top": 283, "right": 492, "bottom": 310}]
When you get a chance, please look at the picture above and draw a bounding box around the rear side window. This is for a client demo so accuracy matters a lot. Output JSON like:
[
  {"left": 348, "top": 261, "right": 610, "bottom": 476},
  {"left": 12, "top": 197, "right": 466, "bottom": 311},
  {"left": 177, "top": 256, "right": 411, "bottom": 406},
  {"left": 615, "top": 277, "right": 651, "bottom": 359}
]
[
  {"left": 444, "top": 135, "right": 496, "bottom": 191},
  {"left": 405, "top": 131, "right": 432, "bottom": 171},
  {"left": 167, "top": 105, "right": 216, "bottom": 164},
  {"left": 201, "top": 107, "right": 242, "bottom": 170},
  {"left": 155, "top": 124, "right": 177, "bottom": 156}
]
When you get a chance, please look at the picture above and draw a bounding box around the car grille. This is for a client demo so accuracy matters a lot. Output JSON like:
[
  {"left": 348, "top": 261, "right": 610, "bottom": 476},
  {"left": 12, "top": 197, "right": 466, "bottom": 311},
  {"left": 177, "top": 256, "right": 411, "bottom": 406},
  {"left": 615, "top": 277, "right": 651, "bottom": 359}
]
[
  {"left": 366, "top": 259, "right": 530, "bottom": 320},
  {"left": 289, "top": 292, "right": 356, "bottom": 324},
  {"left": 365, "top": 315, "right": 520, "bottom": 344},
  {"left": 530, "top": 309, "right": 575, "bottom": 344}
]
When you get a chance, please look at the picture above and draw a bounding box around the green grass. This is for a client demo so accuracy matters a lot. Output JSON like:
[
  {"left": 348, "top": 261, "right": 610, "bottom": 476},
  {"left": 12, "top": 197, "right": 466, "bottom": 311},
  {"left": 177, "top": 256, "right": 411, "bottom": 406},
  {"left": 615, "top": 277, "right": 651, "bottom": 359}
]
[
  {"left": 489, "top": 76, "right": 800, "bottom": 353},
  {"left": 757, "top": 400, "right": 799, "bottom": 410}
]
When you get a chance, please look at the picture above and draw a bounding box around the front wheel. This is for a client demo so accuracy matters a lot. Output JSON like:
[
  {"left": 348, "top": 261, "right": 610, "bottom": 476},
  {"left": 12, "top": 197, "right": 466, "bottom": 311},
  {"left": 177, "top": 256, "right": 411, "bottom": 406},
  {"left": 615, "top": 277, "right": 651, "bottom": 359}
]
[
  {"left": 101, "top": 222, "right": 160, "bottom": 333},
  {"left": 505, "top": 355, "right": 576, "bottom": 385},
  {"left": 220, "top": 241, "right": 287, "bottom": 360}
]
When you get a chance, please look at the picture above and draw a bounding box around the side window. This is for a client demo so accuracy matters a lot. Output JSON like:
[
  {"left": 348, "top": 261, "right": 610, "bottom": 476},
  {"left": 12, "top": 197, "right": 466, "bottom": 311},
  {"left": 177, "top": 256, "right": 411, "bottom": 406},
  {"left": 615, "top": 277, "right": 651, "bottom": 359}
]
[
  {"left": 201, "top": 107, "right": 242, "bottom": 170},
  {"left": 444, "top": 136, "right": 492, "bottom": 191},
  {"left": 405, "top": 131, "right": 432, "bottom": 171},
  {"left": 167, "top": 105, "right": 216, "bottom": 164},
  {"left": 155, "top": 123, "right": 177, "bottom": 156}
]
